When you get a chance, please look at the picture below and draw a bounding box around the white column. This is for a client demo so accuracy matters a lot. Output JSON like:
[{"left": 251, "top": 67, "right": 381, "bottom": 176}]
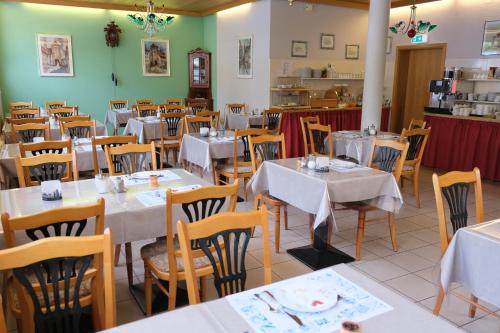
[{"left": 361, "top": 0, "right": 391, "bottom": 130}]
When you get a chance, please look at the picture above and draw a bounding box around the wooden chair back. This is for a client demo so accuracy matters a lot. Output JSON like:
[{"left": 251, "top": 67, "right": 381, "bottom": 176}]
[
  {"left": 9, "top": 101, "right": 33, "bottom": 111},
  {"left": 11, "top": 108, "right": 40, "bottom": 119},
  {"left": 59, "top": 115, "right": 91, "bottom": 123},
  {"left": 308, "top": 123, "right": 333, "bottom": 159},
  {"left": 178, "top": 207, "right": 271, "bottom": 304},
  {"left": 300, "top": 116, "right": 320, "bottom": 156},
  {"left": 92, "top": 135, "right": 137, "bottom": 175},
  {"left": 60, "top": 120, "right": 96, "bottom": 138},
  {"left": 8, "top": 118, "right": 45, "bottom": 125},
  {"left": 232, "top": 128, "right": 269, "bottom": 178},
  {"left": 400, "top": 127, "right": 431, "bottom": 163},
  {"left": 188, "top": 101, "right": 208, "bottom": 115},
  {"left": 248, "top": 133, "right": 287, "bottom": 173},
  {"left": 0, "top": 229, "right": 116, "bottom": 331},
  {"left": 136, "top": 104, "right": 158, "bottom": 117},
  {"left": 11, "top": 123, "right": 51, "bottom": 143},
  {"left": 136, "top": 98, "right": 153, "bottom": 105},
  {"left": 409, "top": 118, "right": 427, "bottom": 129},
  {"left": 105, "top": 142, "right": 157, "bottom": 175},
  {"left": 369, "top": 139, "right": 409, "bottom": 183},
  {"left": 109, "top": 99, "right": 129, "bottom": 110},
  {"left": 197, "top": 111, "right": 219, "bottom": 128},
  {"left": 15, "top": 152, "right": 78, "bottom": 187},
  {"left": 262, "top": 109, "right": 283, "bottom": 134},
  {"left": 432, "top": 167, "right": 484, "bottom": 255},
  {"left": 159, "top": 112, "right": 185, "bottom": 141},
  {"left": 20, "top": 140, "right": 72, "bottom": 158},
  {"left": 185, "top": 116, "right": 213, "bottom": 134},
  {"left": 227, "top": 103, "right": 245, "bottom": 114},
  {"left": 158, "top": 104, "right": 184, "bottom": 113},
  {"left": 45, "top": 101, "right": 66, "bottom": 110},
  {"left": 165, "top": 98, "right": 184, "bottom": 105},
  {"left": 48, "top": 106, "right": 77, "bottom": 118}
]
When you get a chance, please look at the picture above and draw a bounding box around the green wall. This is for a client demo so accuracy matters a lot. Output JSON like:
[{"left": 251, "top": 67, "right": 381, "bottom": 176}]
[
  {"left": 203, "top": 14, "right": 217, "bottom": 111},
  {"left": 0, "top": 2, "right": 215, "bottom": 121}
]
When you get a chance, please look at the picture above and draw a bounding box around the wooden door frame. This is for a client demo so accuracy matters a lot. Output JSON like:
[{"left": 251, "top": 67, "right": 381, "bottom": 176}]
[{"left": 390, "top": 43, "right": 447, "bottom": 132}]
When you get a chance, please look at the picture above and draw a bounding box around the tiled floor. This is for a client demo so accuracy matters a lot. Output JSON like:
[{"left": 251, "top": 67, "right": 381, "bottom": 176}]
[{"left": 6, "top": 166, "right": 500, "bottom": 332}]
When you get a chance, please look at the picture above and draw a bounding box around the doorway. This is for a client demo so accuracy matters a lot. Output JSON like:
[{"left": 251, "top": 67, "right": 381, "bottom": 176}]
[{"left": 390, "top": 43, "right": 447, "bottom": 132}]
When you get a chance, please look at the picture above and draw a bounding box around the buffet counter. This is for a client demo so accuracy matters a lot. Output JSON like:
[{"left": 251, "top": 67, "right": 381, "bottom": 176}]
[{"left": 422, "top": 113, "right": 500, "bottom": 181}]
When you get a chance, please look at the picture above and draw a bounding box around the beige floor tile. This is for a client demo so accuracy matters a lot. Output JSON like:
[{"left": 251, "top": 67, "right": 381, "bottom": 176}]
[
  {"left": 420, "top": 293, "right": 487, "bottom": 327},
  {"left": 410, "top": 244, "right": 442, "bottom": 263},
  {"left": 250, "top": 247, "right": 294, "bottom": 265},
  {"left": 384, "top": 251, "right": 435, "bottom": 272},
  {"left": 246, "top": 267, "right": 282, "bottom": 289},
  {"left": 381, "top": 232, "right": 430, "bottom": 251},
  {"left": 414, "top": 266, "right": 440, "bottom": 285},
  {"left": 385, "top": 274, "right": 438, "bottom": 301},
  {"left": 272, "top": 260, "right": 312, "bottom": 279},
  {"left": 362, "top": 239, "right": 397, "bottom": 257},
  {"left": 411, "top": 228, "right": 441, "bottom": 244},
  {"left": 461, "top": 313, "right": 500, "bottom": 333},
  {"left": 115, "top": 278, "right": 134, "bottom": 303},
  {"left": 355, "top": 258, "right": 409, "bottom": 281},
  {"left": 116, "top": 299, "right": 146, "bottom": 325},
  {"left": 338, "top": 244, "right": 378, "bottom": 262}
]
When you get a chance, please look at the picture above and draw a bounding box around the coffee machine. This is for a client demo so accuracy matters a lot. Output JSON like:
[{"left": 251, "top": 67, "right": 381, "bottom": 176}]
[{"left": 425, "top": 68, "right": 459, "bottom": 114}]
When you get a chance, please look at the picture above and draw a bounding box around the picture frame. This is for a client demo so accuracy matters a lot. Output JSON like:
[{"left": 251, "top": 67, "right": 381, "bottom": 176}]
[
  {"left": 238, "top": 35, "right": 253, "bottom": 78},
  {"left": 481, "top": 20, "right": 500, "bottom": 56},
  {"left": 320, "top": 33, "right": 335, "bottom": 50},
  {"left": 142, "top": 39, "right": 170, "bottom": 77},
  {"left": 345, "top": 44, "right": 359, "bottom": 60},
  {"left": 37, "top": 34, "right": 74, "bottom": 77},
  {"left": 291, "top": 40, "right": 308, "bottom": 57},
  {"left": 386, "top": 36, "right": 393, "bottom": 54}
]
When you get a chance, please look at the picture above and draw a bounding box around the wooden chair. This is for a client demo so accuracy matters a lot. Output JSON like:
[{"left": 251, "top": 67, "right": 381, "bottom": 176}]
[
  {"left": 336, "top": 139, "right": 409, "bottom": 259},
  {"left": 109, "top": 99, "right": 129, "bottom": 110},
  {"left": 48, "top": 106, "right": 77, "bottom": 118},
  {"left": 11, "top": 123, "right": 51, "bottom": 143},
  {"left": 409, "top": 118, "right": 427, "bottom": 129},
  {"left": 432, "top": 167, "right": 484, "bottom": 318},
  {"left": 15, "top": 152, "right": 78, "bottom": 187},
  {"left": 9, "top": 101, "right": 32, "bottom": 111},
  {"left": 216, "top": 128, "right": 268, "bottom": 199},
  {"left": 156, "top": 112, "right": 185, "bottom": 168},
  {"left": 188, "top": 101, "right": 208, "bottom": 115},
  {"left": 141, "top": 181, "right": 239, "bottom": 314},
  {"left": 165, "top": 98, "right": 184, "bottom": 105},
  {"left": 91, "top": 135, "right": 137, "bottom": 176},
  {"left": 197, "top": 111, "right": 220, "bottom": 128},
  {"left": 1, "top": 199, "right": 109, "bottom": 331},
  {"left": 60, "top": 120, "right": 96, "bottom": 138},
  {"left": 308, "top": 123, "right": 333, "bottom": 159},
  {"left": 136, "top": 98, "right": 153, "bottom": 105},
  {"left": 158, "top": 104, "right": 184, "bottom": 113},
  {"left": 249, "top": 133, "right": 288, "bottom": 253},
  {"left": 262, "top": 109, "right": 283, "bottom": 134},
  {"left": 185, "top": 116, "right": 212, "bottom": 134},
  {"left": 8, "top": 117, "right": 45, "bottom": 125},
  {"left": 59, "top": 115, "right": 91, "bottom": 122},
  {"left": 178, "top": 207, "right": 272, "bottom": 305},
  {"left": 0, "top": 295, "right": 5, "bottom": 333},
  {"left": 45, "top": 101, "right": 66, "bottom": 110},
  {"left": 11, "top": 108, "right": 40, "bottom": 119},
  {"left": 137, "top": 104, "right": 158, "bottom": 117},
  {"left": 400, "top": 127, "right": 431, "bottom": 208},
  {"left": 300, "top": 116, "right": 320, "bottom": 156},
  {"left": 19, "top": 140, "right": 72, "bottom": 157},
  {"left": 227, "top": 103, "right": 245, "bottom": 114}
]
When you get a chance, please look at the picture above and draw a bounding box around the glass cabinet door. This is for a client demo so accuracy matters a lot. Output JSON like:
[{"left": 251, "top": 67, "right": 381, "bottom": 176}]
[{"left": 189, "top": 52, "right": 210, "bottom": 88}]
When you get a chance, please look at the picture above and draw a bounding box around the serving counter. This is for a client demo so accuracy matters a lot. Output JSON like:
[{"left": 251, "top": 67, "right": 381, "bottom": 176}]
[
  {"left": 280, "top": 106, "right": 390, "bottom": 157},
  {"left": 422, "top": 113, "right": 500, "bottom": 181}
]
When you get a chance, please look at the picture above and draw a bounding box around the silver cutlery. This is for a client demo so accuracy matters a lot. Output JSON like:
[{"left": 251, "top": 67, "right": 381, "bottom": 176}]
[
  {"left": 263, "top": 291, "right": 305, "bottom": 326},
  {"left": 254, "top": 293, "right": 304, "bottom": 327}
]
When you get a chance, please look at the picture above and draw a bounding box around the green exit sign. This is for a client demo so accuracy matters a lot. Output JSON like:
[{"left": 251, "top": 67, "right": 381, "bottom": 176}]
[{"left": 411, "top": 34, "right": 428, "bottom": 44}]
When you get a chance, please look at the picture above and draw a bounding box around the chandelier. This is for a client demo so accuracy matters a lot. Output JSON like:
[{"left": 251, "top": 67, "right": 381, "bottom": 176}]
[
  {"left": 127, "top": 1, "right": 174, "bottom": 37},
  {"left": 389, "top": 0, "right": 436, "bottom": 38}
]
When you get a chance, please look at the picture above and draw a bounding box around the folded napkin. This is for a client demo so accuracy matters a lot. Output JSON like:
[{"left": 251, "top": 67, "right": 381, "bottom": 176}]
[
  {"left": 330, "top": 159, "right": 357, "bottom": 168},
  {"left": 76, "top": 138, "right": 91, "bottom": 145}
]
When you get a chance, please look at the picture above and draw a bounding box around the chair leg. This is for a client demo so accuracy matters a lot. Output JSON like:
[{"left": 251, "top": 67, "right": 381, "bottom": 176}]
[
  {"left": 413, "top": 170, "right": 420, "bottom": 209},
  {"left": 274, "top": 206, "right": 281, "bottom": 253},
  {"left": 144, "top": 264, "right": 153, "bottom": 316},
  {"left": 468, "top": 294, "right": 478, "bottom": 318},
  {"left": 173, "top": 148, "right": 178, "bottom": 168},
  {"left": 283, "top": 205, "right": 288, "bottom": 230},
  {"left": 168, "top": 277, "right": 178, "bottom": 310},
  {"left": 114, "top": 244, "right": 121, "bottom": 266},
  {"left": 355, "top": 211, "right": 366, "bottom": 259},
  {"left": 199, "top": 276, "right": 206, "bottom": 302},
  {"left": 433, "top": 286, "right": 445, "bottom": 315},
  {"left": 243, "top": 177, "right": 248, "bottom": 201},
  {"left": 125, "top": 242, "right": 133, "bottom": 287},
  {"left": 308, "top": 214, "right": 314, "bottom": 241},
  {"left": 388, "top": 212, "right": 398, "bottom": 252}
]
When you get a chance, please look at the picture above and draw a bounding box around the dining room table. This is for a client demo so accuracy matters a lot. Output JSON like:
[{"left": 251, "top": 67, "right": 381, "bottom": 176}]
[
  {"left": 440, "top": 218, "right": 500, "bottom": 309},
  {"left": 226, "top": 112, "right": 263, "bottom": 130},
  {"left": 123, "top": 116, "right": 162, "bottom": 143},
  {"left": 104, "top": 108, "right": 135, "bottom": 133},
  {"left": 103, "top": 263, "right": 462, "bottom": 333},
  {"left": 248, "top": 158, "right": 403, "bottom": 269}
]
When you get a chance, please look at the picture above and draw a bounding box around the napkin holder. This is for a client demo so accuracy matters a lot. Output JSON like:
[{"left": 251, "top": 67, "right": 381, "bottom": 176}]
[
  {"left": 200, "top": 127, "right": 209, "bottom": 137},
  {"left": 41, "top": 180, "right": 63, "bottom": 201}
]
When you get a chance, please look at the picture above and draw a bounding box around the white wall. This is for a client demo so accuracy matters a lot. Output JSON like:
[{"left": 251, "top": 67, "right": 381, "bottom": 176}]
[{"left": 216, "top": 0, "right": 271, "bottom": 113}]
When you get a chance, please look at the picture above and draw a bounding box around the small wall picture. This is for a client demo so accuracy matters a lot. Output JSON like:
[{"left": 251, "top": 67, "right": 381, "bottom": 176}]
[
  {"left": 345, "top": 44, "right": 360, "bottom": 59},
  {"left": 37, "top": 34, "right": 74, "bottom": 76},
  {"left": 291, "top": 41, "right": 308, "bottom": 57},
  {"left": 320, "top": 33, "right": 335, "bottom": 50},
  {"left": 481, "top": 20, "right": 500, "bottom": 56},
  {"left": 238, "top": 35, "right": 253, "bottom": 78},
  {"left": 386, "top": 36, "right": 393, "bottom": 54},
  {"left": 142, "top": 39, "right": 170, "bottom": 76}
]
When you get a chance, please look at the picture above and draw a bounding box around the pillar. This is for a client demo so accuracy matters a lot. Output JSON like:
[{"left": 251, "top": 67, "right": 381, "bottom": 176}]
[{"left": 361, "top": 0, "right": 391, "bottom": 130}]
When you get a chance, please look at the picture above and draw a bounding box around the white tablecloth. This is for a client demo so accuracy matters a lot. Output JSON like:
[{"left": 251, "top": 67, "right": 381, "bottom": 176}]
[
  {"left": 123, "top": 118, "right": 161, "bottom": 143},
  {"left": 226, "top": 113, "right": 263, "bottom": 130},
  {"left": 248, "top": 159, "right": 403, "bottom": 228},
  {"left": 440, "top": 219, "right": 500, "bottom": 308},
  {"left": 103, "top": 264, "right": 462, "bottom": 333},
  {"left": 104, "top": 109, "right": 134, "bottom": 129}
]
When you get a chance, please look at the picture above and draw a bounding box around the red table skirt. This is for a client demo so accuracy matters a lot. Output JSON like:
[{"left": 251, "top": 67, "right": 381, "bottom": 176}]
[
  {"left": 422, "top": 115, "right": 500, "bottom": 181},
  {"left": 281, "top": 107, "right": 390, "bottom": 158}
]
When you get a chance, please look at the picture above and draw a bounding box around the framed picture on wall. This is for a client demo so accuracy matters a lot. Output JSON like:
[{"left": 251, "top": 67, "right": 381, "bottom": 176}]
[
  {"left": 37, "top": 34, "right": 74, "bottom": 76},
  {"left": 481, "top": 20, "right": 500, "bottom": 56},
  {"left": 142, "top": 39, "right": 170, "bottom": 76},
  {"left": 238, "top": 35, "right": 253, "bottom": 78},
  {"left": 345, "top": 44, "right": 359, "bottom": 59},
  {"left": 320, "top": 33, "right": 335, "bottom": 50},
  {"left": 291, "top": 41, "right": 308, "bottom": 57}
]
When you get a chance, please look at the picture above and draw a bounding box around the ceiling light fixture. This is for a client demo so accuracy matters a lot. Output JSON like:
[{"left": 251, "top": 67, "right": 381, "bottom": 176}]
[
  {"left": 127, "top": 1, "right": 174, "bottom": 37},
  {"left": 389, "top": 0, "right": 437, "bottom": 38}
]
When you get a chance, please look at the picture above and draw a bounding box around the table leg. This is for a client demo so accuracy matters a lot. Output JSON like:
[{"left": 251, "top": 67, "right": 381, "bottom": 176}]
[{"left": 287, "top": 219, "right": 355, "bottom": 270}]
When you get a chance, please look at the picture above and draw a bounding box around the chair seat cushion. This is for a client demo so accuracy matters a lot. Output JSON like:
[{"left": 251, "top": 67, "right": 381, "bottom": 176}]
[
  {"left": 219, "top": 166, "right": 253, "bottom": 174},
  {"left": 141, "top": 238, "right": 213, "bottom": 273},
  {"left": 402, "top": 164, "right": 415, "bottom": 172},
  {"left": 156, "top": 139, "right": 179, "bottom": 146}
]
